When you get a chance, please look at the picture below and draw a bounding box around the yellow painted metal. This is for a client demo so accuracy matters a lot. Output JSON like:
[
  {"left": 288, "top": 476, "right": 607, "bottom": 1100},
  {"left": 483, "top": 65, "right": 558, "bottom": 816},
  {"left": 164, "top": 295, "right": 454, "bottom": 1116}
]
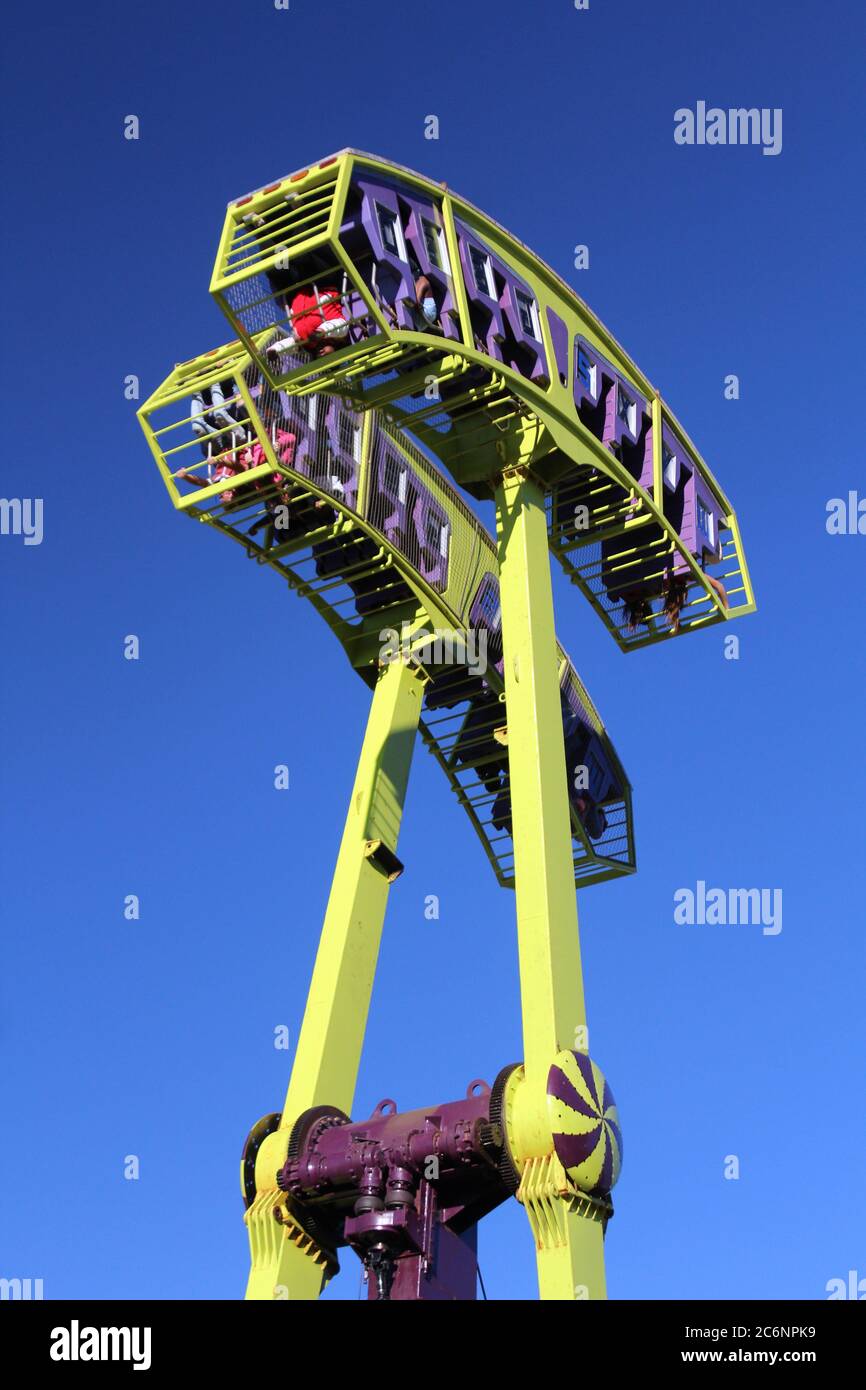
[
  {"left": 204, "top": 151, "right": 755, "bottom": 650},
  {"left": 541, "top": 410, "right": 740, "bottom": 627},
  {"left": 728, "top": 512, "right": 757, "bottom": 613},
  {"left": 327, "top": 155, "right": 353, "bottom": 242},
  {"left": 209, "top": 200, "right": 237, "bottom": 297},
  {"left": 142, "top": 147, "right": 760, "bottom": 1301},
  {"left": 652, "top": 392, "right": 663, "bottom": 509},
  {"left": 495, "top": 455, "right": 588, "bottom": 1082},
  {"left": 330, "top": 235, "right": 391, "bottom": 339},
  {"left": 441, "top": 194, "right": 473, "bottom": 351},
  {"left": 137, "top": 406, "right": 182, "bottom": 508},
  {"left": 138, "top": 339, "right": 636, "bottom": 890},
  {"left": 355, "top": 410, "right": 375, "bottom": 516},
  {"left": 140, "top": 329, "right": 639, "bottom": 1295},
  {"left": 243, "top": 649, "right": 425, "bottom": 1300},
  {"left": 494, "top": 433, "right": 608, "bottom": 1300},
  {"left": 520, "top": 1156, "right": 608, "bottom": 1301},
  {"left": 282, "top": 650, "right": 425, "bottom": 1124},
  {"left": 174, "top": 461, "right": 273, "bottom": 510},
  {"left": 244, "top": 1191, "right": 334, "bottom": 1302}
]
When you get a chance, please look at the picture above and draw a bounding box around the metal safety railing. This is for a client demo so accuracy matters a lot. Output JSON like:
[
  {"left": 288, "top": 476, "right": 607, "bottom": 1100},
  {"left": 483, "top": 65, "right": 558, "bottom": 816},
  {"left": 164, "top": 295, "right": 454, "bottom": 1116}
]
[{"left": 140, "top": 338, "right": 635, "bottom": 890}]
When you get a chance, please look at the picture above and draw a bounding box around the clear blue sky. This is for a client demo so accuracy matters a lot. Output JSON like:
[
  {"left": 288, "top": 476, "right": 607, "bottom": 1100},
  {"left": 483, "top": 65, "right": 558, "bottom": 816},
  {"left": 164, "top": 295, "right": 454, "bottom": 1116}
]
[{"left": 2, "top": 0, "right": 864, "bottom": 1301}]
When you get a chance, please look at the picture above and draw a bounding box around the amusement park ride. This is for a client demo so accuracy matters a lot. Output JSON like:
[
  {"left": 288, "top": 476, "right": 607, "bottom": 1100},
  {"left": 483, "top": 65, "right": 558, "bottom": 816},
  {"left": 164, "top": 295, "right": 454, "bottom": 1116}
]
[{"left": 139, "top": 150, "right": 755, "bottom": 1301}]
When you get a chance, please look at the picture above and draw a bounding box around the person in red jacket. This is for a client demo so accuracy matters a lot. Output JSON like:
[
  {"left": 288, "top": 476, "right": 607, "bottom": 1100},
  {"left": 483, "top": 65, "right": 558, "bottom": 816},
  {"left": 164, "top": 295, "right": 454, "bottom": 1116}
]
[{"left": 288, "top": 285, "right": 349, "bottom": 356}]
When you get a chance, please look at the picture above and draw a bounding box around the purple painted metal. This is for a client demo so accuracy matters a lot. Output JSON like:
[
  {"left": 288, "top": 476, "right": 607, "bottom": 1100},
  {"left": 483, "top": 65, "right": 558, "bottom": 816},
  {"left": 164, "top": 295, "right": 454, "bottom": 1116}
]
[
  {"left": 492, "top": 683, "right": 614, "bottom": 841},
  {"left": 410, "top": 488, "right": 450, "bottom": 589},
  {"left": 322, "top": 398, "right": 362, "bottom": 512},
  {"left": 652, "top": 422, "right": 725, "bottom": 575},
  {"left": 251, "top": 374, "right": 366, "bottom": 527},
  {"left": 352, "top": 177, "right": 417, "bottom": 329},
  {"left": 421, "top": 570, "right": 502, "bottom": 710},
  {"left": 573, "top": 335, "right": 605, "bottom": 416},
  {"left": 365, "top": 1184, "right": 478, "bottom": 1301},
  {"left": 365, "top": 442, "right": 451, "bottom": 593},
  {"left": 455, "top": 220, "right": 507, "bottom": 358},
  {"left": 341, "top": 174, "right": 460, "bottom": 340},
  {"left": 371, "top": 438, "right": 412, "bottom": 546},
  {"left": 547, "top": 1052, "right": 622, "bottom": 1196},
  {"left": 602, "top": 374, "right": 648, "bottom": 453},
  {"left": 666, "top": 425, "right": 725, "bottom": 570},
  {"left": 392, "top": 183, "right": 462, "bottom": 342},
  {"left": 638, "top": 425, "right": 656, "bottom": 494},
  {"left": 469, "top": 571, "right": 504, "bottom": 677},
  {"left": 454, "top": 218, "right": 549, "bottom": 385},
  {"left": 573, "top": 335, "right": 650, "bottom": 461},
  {"left": 571, "top": 337, "right": 727, "bottom": 596},
  {"left": 277, "top": 1080, "right": 514, "bottom": 1300},
  {"left": 561, "top": 675, "right": 618, "bottom": 808},
  {"left": 546, "top": 307, "right": 570, "bottom": 385}
]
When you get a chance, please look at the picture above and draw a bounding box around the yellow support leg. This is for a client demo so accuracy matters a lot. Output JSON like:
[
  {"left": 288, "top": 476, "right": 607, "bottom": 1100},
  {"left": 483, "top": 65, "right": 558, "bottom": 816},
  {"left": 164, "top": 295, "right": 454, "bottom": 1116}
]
[
  {"left": 495, "top": 453, "right": 607, "bottom": 1301},
  {"left": 281, "top": 651, "right": 424, "bottom": 1122},
  {"left": 244, "top": 650, "right": 425, "bottom": 1300},
  {"left": 537, "top": 1210, "right": 607, "bottom": 1300},
  {"left": 517, "top": 1153, "right": 609, "bottom": 1299},
  {"left": 245, "top": 1191, "right": 336, "bottom": 1302}
]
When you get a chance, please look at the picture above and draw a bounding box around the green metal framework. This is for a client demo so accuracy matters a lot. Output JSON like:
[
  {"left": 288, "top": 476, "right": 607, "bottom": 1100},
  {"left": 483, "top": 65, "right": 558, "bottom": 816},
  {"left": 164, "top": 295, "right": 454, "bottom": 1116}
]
[
  {"left": 208, "top": 150, "right": 755, "bottom": 651},
  {"left": 140, "top": 149, "right": 754, "bottom": 1302},
  {"left": 139, "top": 337, "right": 635, "bottom": 892}
]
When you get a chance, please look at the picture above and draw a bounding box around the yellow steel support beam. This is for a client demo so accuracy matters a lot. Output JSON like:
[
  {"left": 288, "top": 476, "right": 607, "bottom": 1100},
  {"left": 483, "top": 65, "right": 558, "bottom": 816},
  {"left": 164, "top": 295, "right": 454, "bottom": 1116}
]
[
  {"left": 280, "top": 650, "right": 424, "bottom": 1123},
  {"left": 652, "top": 392, "right": 663, "bottom": 509},
  {"left": 441, "top": 194, "right": 473, "bottom": 352},
  {"left": 495, "top": 440, "right": 607, "bottom": 1301},
  {"left": 244, "top": 648, "right": 425, "bottom": 1301}
]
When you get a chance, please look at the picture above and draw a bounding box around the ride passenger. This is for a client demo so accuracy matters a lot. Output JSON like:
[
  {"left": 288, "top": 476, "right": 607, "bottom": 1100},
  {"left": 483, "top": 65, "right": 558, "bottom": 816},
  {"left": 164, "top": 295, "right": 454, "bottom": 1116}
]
[
  {"left": 289, "top": 286, "right": 349, "bottom": 356},
  {"left": 178, "top": 378, "right": 245, "bottom": 493},
  {"left": 413, "top": 272, "right": 439, "bottom": 329},
  {"left": 180, "top": 412, "right": 296, "bottom": 511},
  {"left": 190, "top": 378, "right": 240, "bottom": 446},
  {"left": 663, "top": 567, "right": 729, "bottom": 635}
]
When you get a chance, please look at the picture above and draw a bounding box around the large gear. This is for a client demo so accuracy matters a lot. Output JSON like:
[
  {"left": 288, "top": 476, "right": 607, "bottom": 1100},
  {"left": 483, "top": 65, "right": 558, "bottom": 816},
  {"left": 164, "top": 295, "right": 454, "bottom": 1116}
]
[{"left": 489, "top": 1062, "right": 523, "bottom": 1194}]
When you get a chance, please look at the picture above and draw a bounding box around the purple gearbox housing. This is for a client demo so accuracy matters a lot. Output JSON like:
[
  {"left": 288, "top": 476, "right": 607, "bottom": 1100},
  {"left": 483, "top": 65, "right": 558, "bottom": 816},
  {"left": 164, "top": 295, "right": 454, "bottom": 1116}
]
[
  {"left": 242, "top": 1053, "right": 621, "bottom": 1299},
  {"left": 273, "top": 1072, "right": 520, "bottom": 1300}
]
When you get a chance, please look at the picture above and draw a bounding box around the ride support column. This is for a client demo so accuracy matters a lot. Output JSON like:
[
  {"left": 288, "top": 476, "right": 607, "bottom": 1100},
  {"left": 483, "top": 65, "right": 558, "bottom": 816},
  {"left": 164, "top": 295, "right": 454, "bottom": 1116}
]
[
  {"left": 244, "top": 648, "right": 425, "bottom": 1300},
  {"left": 494, "top": 456, "right": 607, "bottom": 1302}
]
